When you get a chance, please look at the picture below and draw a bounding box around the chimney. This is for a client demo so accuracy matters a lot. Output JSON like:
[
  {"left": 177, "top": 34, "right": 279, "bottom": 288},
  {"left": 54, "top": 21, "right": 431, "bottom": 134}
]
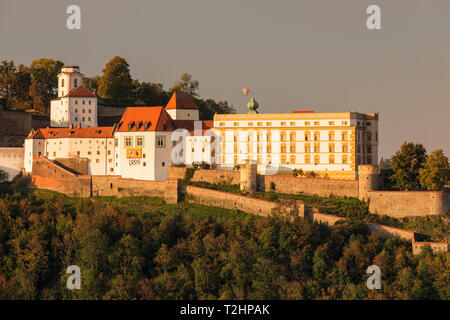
[
  {"left": 69, "top": 122, "right": 73, "bottom": 129},
  {"left": 77, "top": 122, "right": 81, "bottom": 129}
]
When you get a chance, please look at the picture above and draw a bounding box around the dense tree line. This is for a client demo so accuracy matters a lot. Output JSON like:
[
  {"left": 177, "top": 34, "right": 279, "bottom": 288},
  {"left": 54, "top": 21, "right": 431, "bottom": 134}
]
[
  {"left": 388, "top": 142, "right": 449, "bottom": 191},
  {"left": 0, "top": 179, "right": 447, "bottom": 300},
  {"left": 0, "top": 56, "right": 235, "bottom": 119}
]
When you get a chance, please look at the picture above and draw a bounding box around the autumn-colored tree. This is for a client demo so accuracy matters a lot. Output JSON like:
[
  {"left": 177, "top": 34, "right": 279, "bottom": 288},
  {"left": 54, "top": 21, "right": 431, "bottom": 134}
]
[
  {"left": 390, "top": 142, "right": 427, "bottom": 190},
  {"left": 170, "top": 72, "right": 199, "bottom": 98},
  {"left": 419, "top": 149, "right": 450, "bottom": 191},
  {"left": 97, "top": 56, "right": 133, "bottom": 102},
  {"left": 132, "top": 80, "right": 168, "bottom": 106},
  {"left": 0, "top": 61, "right": 32, "bottom": 108},
  {"left": 82, "top": 75, "right": 101, "bottom": 94},
  {"left": 29, "top": 58, "right": 64, "bottom": 114}
]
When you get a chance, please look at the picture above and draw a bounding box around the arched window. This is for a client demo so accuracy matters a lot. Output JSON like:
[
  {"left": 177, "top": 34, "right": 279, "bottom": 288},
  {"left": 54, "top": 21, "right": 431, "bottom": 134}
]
[
  {"left": 305, "top": 154, "right": 311, "bottom": 164},
  {"left": 305, "top": 131, "right": 310, "bottom": 141},
  {"left": 329, "top": 154, "right": 335, "bottom": 164},
  {"left": 305, "top": 143, "right": 311, "bottom": 153},
  {"left": 314, "top": 143, "right": 320, "bottom": 153},
  {"left": 290, "top": 155, "right": 296, "bottom": 164},
  {"left": 314, "top": 131, "right": 320, "bottom": 141},
  {"left": 328, "top": 143, "right": 335, "bottom": 153},
  {"left": 343, "top": 155, "right": 348, "bottom": 164},
  {"left": 329, "top": 131, "right": 335, "bottom": 141},
  {"left": 342, "top": 131, "right": 348, "bottom": 141},
  {"left": 314, "top": 155, "right": 320, "bottom": 165},
  {"left": 290, "top": 143, "right": 295, "bottom": 153},
  {"left": 290, "top": 132, "right": 296, "bottom": 141},
  {"left": 342, "top": 143, "right": 348, "bottom": 153}
]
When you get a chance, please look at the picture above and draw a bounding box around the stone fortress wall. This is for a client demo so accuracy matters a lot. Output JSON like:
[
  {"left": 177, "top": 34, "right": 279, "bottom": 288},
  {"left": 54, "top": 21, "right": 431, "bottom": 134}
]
[
  {"left": 25, "top": 157, "right": 449, "bottom": 255},
  {"left": 168, "top": 165, "right": 449, "bottom": 218}
]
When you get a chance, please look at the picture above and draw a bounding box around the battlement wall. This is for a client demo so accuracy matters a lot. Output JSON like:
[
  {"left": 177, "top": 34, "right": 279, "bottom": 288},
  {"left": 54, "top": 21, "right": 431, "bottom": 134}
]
[
  {"left": 29, "top": 157, "right": 91, "bottom": 196},
  {"left": 258, "top": 174, "right": 359, "bottom": 198},
  {"left": 168, "top": 166, "right": 240, "bottom": 185},
  {"left": 367, "top": 190, "right": 448, "bottom": 218},
  {"left": 185, "top": 185, "right": 278, "bottom": 217}
]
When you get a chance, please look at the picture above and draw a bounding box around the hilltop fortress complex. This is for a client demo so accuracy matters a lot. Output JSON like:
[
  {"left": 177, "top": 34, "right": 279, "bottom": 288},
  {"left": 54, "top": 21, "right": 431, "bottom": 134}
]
[
  {"left": 0, "top": 65, "right": 448, "bottom": 254},
  {"left": 23, "top": 66, "right": 379, "bottom": 180}
]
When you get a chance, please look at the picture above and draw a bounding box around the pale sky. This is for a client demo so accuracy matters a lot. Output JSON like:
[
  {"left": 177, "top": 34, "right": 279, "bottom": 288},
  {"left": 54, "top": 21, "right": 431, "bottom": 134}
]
[{"left": 0, "top": 0, "right": 449, "bottom": 159}]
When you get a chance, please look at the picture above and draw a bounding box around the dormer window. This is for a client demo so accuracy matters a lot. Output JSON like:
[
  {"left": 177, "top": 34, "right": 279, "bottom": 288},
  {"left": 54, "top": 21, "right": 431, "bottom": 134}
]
[
  {"left": 74, "top": 79, "right": 78, "bottom": 87},
  {"left": 144, "top": 121, "right": 151, "bottom": 130}
]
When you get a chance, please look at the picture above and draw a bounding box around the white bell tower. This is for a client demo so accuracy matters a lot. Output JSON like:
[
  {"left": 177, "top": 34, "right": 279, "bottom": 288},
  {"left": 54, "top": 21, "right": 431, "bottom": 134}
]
[{"left": 57, "top": 66, "right": 83, "bottom": 97}]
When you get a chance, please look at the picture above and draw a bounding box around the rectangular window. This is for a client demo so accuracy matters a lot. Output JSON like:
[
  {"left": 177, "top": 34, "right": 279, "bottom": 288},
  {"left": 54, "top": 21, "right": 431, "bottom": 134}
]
[
  {"left": 125, "top": 137, "right": 133, "bottom": 148},
  {"left": 136, "top": 136, "right": 144, "bottom": 147},
  {"left": 343, "top": 145, "right": 349, "bottom": 153},
  {"left": 156, "top": 136, "right": 166, "bottom": 148}
]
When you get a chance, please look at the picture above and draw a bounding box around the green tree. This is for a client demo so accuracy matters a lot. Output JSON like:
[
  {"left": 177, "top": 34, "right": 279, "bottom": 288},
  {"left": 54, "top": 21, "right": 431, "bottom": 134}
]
[
  {"left": 419, "top": 149, "right": 450, "bottom": 191},
  {"left": 132, "top": 80, "right": 168, "bottom": 106},
  {"left": 196, "top": 98, "right": 236, "bottom": 120},
  {"left": 29, "top": 58, "right": 64, "bottom": 114},
  {"left": 97, "top": 56, "right": 133, "bottom": 102},
  {"left": 10, "top": 64, "right": 32, "bottom": 108},
  {"left": 82, "top": 76, "right": 101, "bottom": 94},
  {"left": 0, "top": 60, "right": 16, "bottom": 103},
  {"left": 170, "top": 73, "right": 199, "bottom": 98},
  {"left": 389, "top": 142, "right": 427, "bottom": 190}
]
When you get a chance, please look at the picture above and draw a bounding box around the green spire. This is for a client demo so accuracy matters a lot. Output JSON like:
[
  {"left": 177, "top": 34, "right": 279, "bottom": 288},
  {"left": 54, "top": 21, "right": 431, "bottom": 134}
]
[{"left": 247, "top": 96, "right": 259, "bottom": 114}]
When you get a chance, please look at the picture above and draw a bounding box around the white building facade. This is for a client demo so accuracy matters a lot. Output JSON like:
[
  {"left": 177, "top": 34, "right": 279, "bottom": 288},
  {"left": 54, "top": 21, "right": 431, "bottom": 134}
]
[
  {"left": 26, "top": 64, "right": 379, "bottom": 181},
  {"left": 50, "top": 66, "right": 98, "bottom": 128}
]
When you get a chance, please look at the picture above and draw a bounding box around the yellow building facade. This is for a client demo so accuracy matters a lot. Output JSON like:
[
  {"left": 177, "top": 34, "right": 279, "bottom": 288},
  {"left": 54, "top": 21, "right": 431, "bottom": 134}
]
[{"left": 212, "top": 111, "right": 378, "bottom": 179}]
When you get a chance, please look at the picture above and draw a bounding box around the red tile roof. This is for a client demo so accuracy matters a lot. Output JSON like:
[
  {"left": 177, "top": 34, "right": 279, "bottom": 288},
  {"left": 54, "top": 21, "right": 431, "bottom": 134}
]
[
  {"left": 165, "top": 91, "right": 199, "bottom": 110},
  {"left": 26, "top": 127, "right": 115, "bottom": 140},
  {"left": 116, "top": 106, "right": 176, "bottom": 132},
  {"left": 65, "top": 86, "right": 96, "bottom": 98}
]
